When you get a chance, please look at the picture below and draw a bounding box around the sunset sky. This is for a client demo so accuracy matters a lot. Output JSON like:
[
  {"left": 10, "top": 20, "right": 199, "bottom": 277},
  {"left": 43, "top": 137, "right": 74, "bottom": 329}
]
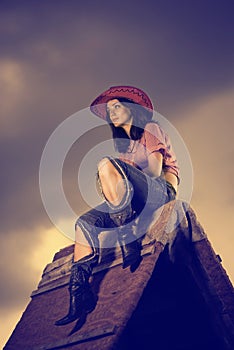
[{"left": 1, "top": 1, "right": 234, "bottom": 348}]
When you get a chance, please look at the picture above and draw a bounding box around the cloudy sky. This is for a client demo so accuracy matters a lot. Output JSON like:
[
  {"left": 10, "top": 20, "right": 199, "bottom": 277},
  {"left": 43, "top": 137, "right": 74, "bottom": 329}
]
[{"left": 1, "top": 0, "right": 234, "bottom": 347}]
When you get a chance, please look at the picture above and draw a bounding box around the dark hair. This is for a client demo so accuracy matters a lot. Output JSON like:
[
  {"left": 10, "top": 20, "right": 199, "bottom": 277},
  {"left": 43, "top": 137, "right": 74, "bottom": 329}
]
[{"left": 106, "top": 98, "right": 153, "bottom": 152}]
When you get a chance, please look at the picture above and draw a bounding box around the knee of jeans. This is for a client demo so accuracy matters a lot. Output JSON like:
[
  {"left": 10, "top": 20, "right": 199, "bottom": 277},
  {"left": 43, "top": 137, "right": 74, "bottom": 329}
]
[
  {"left": 98, "top": 157, "right": 125, "bottom": 187},
  {"left": 97, "top": 156, "right": 127, "bottom": 177},
  {"left": 96, "top": 157, "right": 128, "bottom": 198},
  {"left": 97, "top": 156, "right": 112, "bottom": 175}
]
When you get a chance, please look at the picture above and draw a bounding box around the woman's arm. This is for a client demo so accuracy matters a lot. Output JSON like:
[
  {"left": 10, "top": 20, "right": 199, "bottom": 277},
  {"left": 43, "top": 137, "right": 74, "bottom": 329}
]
[{"left": 143, "top": 151, "right": 163, "bottom": 177}]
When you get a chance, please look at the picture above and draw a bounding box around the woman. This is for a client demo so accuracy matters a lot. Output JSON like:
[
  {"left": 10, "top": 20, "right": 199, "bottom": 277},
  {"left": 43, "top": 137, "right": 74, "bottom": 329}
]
[{"left": 55, "top": 85, "right": 179, "bottom": 326}]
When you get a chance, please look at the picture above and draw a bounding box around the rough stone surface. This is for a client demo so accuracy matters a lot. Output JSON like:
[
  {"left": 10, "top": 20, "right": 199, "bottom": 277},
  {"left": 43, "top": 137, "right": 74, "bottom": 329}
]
[{"left": 4, "top": 203, "right": 234, "bottom": 350}]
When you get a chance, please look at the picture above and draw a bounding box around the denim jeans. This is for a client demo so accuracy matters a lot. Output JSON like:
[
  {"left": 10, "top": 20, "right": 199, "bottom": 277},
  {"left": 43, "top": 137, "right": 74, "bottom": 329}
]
[{"left": 75, "top": 157, "right": 176, "bottom": 251}]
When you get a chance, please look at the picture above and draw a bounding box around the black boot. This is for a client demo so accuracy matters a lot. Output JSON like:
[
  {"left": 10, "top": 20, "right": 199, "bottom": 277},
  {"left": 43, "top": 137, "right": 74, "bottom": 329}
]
[
  {"left": 55, "top": 254, "right": 98, "bottom": 326},
  {"left": 110, "top": 204, "right": 142, "bottom": 270}
]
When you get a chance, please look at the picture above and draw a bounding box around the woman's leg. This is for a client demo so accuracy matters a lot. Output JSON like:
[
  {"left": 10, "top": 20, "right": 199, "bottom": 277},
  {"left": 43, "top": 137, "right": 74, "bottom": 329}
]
[
  {"left": 97, "top": 157, "right": 142, "bottom": 269},
  {"left": 101, "top": 157, "right": 175, "bottom": 224},
  {"left": 73, "top": 226, "right": 93, "bottom": 262},
  {"left": 96, "top": 157, "right": 175, "bottom": 267},
  {"left": 97, "top": 157, "right": 127, "bottom": 206},
  {"left": 55, "top": 205, "right": 109, "bottom": 326}
]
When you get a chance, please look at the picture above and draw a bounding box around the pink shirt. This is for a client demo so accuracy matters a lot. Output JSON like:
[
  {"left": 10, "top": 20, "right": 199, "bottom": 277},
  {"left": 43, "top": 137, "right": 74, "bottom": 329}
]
[{"left": 119, "top": 122, "right": 180, "bottom": 184}]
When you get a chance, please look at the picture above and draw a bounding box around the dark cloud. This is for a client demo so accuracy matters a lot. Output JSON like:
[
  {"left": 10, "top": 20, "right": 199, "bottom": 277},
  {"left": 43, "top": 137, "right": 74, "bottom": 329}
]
[{"left": 1, "top": 1, "right": 233, "bottom": 110}]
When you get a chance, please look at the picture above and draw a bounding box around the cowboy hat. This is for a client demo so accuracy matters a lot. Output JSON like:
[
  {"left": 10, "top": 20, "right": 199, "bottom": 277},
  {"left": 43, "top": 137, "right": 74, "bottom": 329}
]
[{"left": 90, "top": 85, "right": 154, "bottom": 120}]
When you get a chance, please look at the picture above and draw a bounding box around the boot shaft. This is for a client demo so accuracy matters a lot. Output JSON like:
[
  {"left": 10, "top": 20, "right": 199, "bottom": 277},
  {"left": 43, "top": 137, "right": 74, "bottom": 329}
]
[{"left": 70, "top": 253, "right": 99, "bottom": 288}]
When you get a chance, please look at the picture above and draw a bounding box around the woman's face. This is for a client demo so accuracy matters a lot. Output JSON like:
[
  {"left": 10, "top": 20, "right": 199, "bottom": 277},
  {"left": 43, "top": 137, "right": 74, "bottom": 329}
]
[{"left": 107, "top": 99, "right": 132, "bottom": 128}]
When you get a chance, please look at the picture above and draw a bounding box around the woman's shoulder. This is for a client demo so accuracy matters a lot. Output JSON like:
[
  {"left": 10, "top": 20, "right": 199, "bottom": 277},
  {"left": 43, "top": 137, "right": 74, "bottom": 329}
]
[
  {"left": 143, "top": 122, "right": 168, "bottom": 146},
  {"left": 144, "top": 121, "right": 163, "bottom": 135}
]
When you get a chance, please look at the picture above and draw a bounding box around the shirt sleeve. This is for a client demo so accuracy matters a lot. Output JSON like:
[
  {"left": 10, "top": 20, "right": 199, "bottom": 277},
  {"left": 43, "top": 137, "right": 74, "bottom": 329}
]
[{"left": 144, "top": 122, "right": 167, "bottom": 156}]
